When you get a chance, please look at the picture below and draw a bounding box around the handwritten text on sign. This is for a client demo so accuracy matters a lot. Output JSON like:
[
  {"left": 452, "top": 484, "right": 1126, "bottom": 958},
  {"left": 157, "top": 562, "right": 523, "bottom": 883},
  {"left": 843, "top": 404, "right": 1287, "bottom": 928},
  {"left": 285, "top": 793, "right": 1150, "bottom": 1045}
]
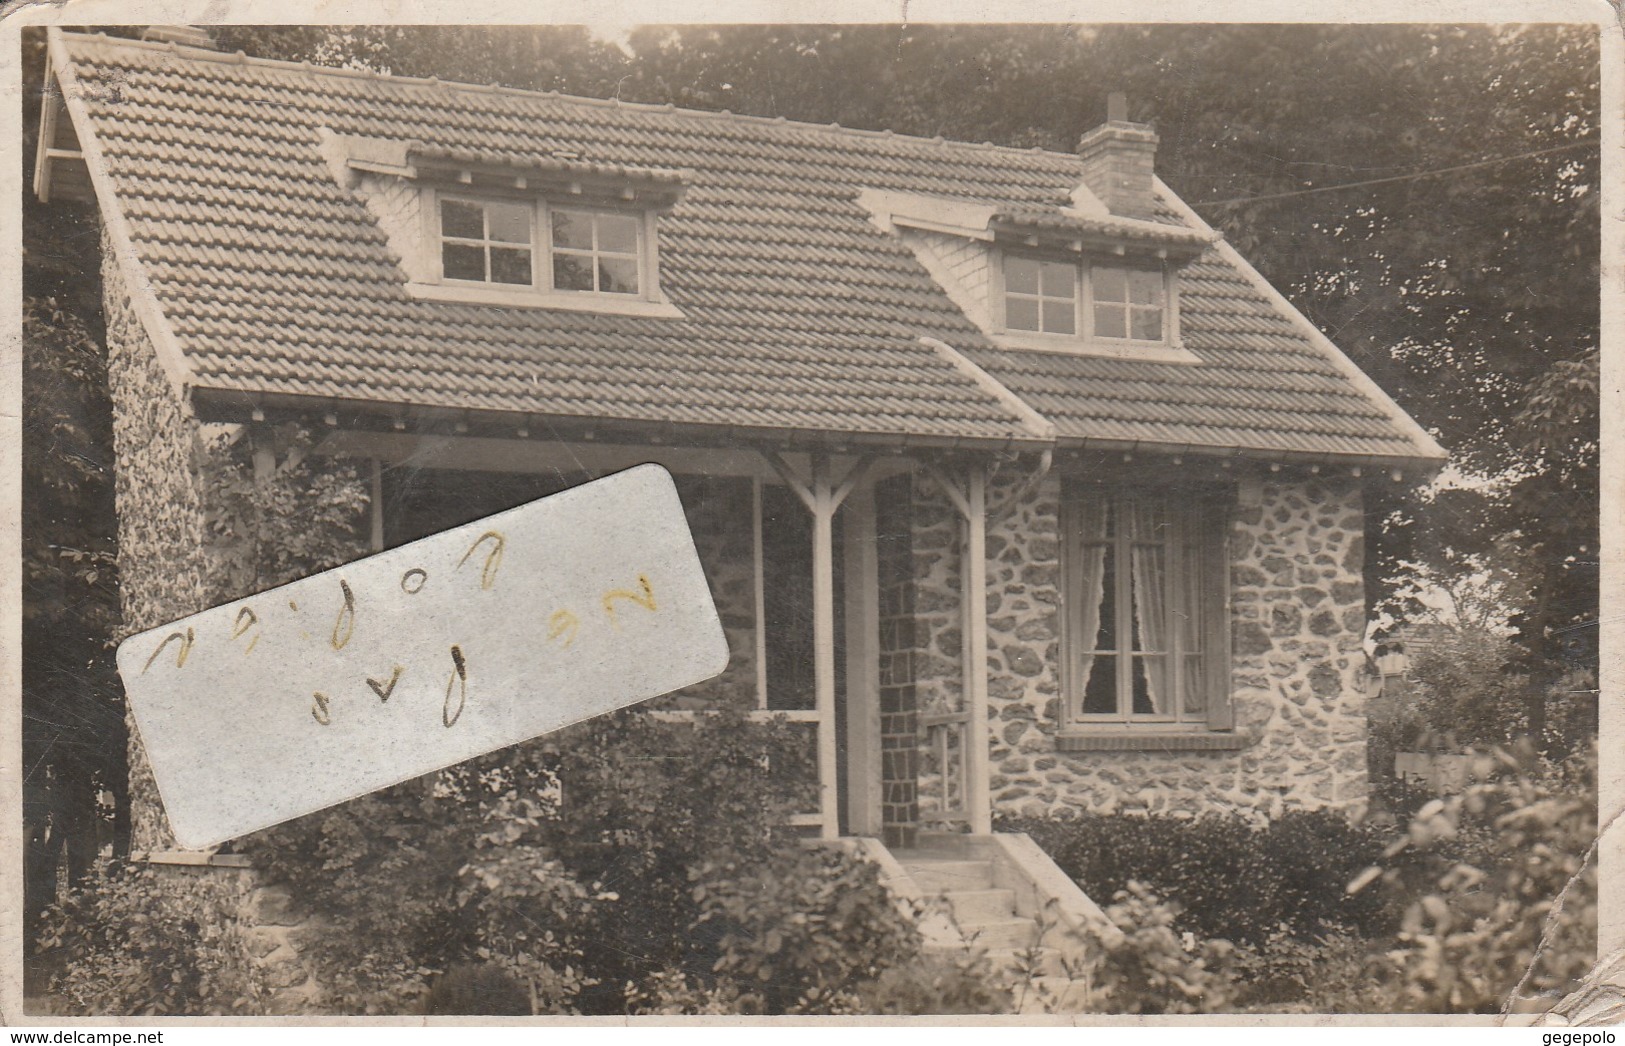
[{"left": 116, "top": 464, "right": 729, "bottom": 849}]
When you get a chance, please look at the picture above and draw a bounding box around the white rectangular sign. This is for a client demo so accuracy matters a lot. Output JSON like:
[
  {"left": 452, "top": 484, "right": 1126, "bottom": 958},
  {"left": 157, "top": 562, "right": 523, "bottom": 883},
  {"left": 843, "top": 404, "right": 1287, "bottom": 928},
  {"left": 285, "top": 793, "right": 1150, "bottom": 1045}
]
[{"left": 116, "top": 464, "right": 728, "bottom": 848}]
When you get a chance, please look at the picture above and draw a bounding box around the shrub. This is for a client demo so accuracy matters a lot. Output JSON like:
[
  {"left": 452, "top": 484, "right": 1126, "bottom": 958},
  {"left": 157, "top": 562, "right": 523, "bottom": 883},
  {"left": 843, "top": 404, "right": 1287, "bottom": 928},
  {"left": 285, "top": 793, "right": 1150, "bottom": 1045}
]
[
  {"left": 242, "top": 706, "right": 860, "bottom": 1015},
  {"left": 1352, "top": 742, "right": 1597, "bottom": 1012},
  {"left": 999, "top": 808, "right": 1390, "bottom": 946},
  {"left": 687, "top": 845, "right": 921, "bottom": 1014},
  {"left": 34, "top": 860, "right": 268, "bottom": 1016},
  {"left": 1089, "top": 882, "right": 1237, "bottom": 1014}
]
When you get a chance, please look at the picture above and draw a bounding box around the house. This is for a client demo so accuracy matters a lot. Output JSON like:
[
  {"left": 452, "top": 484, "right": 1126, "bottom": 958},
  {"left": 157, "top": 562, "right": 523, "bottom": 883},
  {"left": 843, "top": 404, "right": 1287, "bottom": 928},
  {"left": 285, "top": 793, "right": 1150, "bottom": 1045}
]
[{"left": 32, "top": 25, "right": 1445, "bottom": 992}]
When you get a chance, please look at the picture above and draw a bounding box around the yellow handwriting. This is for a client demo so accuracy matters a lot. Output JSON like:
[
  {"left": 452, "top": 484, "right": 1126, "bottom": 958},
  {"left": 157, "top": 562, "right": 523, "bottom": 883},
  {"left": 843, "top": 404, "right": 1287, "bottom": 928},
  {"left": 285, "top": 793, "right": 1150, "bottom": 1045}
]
[
  {"left": 443, "top": 645, "right": 468, "bottom": 728},
  {"left": 331, "top": 578, "right": 356, "bottom": 651},
  {"left": 547, "top": 609, "right": 579, "bottom": 649},
  {"left": 602, "top": 574, "right": 656, "bottom": 629},
  {"left": 457, "top": 531, "right": 505, "bottom": 591},
  {"left": 231, "top": 607, "right": 260, "bottom": 656},
  {"left": 141, "top": 628, "right": 195, "bottom": 674},
  {"left": 400, "top": 568, "right": 428, "bottom": 595},
  {"left": 367, "top": 665, "right": 403, "bottom": 704},
  {"left": 312, "top": 692, "right": 332, "bottom": 726}
]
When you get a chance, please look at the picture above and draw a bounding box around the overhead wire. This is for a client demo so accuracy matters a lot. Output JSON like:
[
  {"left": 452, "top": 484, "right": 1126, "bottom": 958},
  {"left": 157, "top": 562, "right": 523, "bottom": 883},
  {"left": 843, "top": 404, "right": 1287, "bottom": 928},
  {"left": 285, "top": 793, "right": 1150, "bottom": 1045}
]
[{"left": 1200, "top": 138, "right": 1598, "bottom": 207}]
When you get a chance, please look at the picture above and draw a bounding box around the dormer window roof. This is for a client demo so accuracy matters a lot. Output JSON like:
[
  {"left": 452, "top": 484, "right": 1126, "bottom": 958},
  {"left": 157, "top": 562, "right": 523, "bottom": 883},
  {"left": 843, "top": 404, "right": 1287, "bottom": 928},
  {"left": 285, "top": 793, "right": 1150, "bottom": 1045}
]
[
  {"left": 319, "top": 130, "right": 687, "bottom": 317},
  {"left": 860, "top": 187, "right": 1211, "bottom": 362}
]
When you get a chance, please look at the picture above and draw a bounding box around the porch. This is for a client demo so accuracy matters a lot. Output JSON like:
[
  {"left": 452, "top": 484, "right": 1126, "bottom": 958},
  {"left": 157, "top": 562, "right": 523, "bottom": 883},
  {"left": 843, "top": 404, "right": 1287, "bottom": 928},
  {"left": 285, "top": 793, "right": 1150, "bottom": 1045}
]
[{"left": 317, "top": 428, "right": 1024, "bottom": 843}]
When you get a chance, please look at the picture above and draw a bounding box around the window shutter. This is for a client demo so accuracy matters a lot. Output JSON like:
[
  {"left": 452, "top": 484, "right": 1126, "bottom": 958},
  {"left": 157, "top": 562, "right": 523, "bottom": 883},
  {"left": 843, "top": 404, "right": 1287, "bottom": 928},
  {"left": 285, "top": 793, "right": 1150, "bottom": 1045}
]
[{"left": 1204, "top": 497, "right": 1235, "bottom": 731}]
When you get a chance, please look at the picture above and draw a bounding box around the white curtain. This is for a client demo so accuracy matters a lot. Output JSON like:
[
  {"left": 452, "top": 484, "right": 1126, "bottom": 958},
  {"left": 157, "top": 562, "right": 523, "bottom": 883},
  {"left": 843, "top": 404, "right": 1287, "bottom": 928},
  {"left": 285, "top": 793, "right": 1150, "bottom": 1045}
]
[
  {"left": 1074, "top": 498, "right": 1109, "bottom": 707},
  {"left": 1127, "top": 499, "right": 1170, "bottom": 714}
]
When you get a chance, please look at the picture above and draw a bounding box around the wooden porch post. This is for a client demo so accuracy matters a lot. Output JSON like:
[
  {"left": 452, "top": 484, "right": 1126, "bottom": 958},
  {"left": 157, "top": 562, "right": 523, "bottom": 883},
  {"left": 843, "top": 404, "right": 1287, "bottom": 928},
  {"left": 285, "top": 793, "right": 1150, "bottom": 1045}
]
[
  {"left": 964, "top": 464, "right": 992, "bottom": 834},
  {"left": 925, "top": 458, "right": 993, "bottom": 835},
  {"left": 762, "top": 451, "right": 876, "bottom": 840},
  {"left": 809, "top": 454, "right": 841, "bottom": 840},
  {"left": 842, "top": 484, "right": 882, "bottom": 837}
]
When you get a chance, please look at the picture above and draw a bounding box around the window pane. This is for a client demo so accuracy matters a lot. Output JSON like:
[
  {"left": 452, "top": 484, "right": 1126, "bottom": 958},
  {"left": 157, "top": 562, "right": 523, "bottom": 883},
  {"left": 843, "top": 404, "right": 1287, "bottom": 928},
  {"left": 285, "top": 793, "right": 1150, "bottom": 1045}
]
[
  {"left": 1129, "top": 269, "right": 1164, "bottom": 305},
  {"left": 551, "top": 209, "right": 593, "bottom": 250},
  {"left": 440, "top": 199, "right": 484, "bottom": 240},
  {"left": 1093, "top": 544, "right": 1117, "bottom": 651},
  {"left": 552, "top": 253, "right": 594, "bottom": 291},
  {"left": 1082, "top": 654, "right": 1116, "bottom": 714},
  {"left": 442, "top": 243, "right": 485, "bottom": 281},
  {"left": 1093, "top": 266, "right": 1128, "bottom": 303},
  {"left": 1095, "top": 303, "right": 1127, "bottom": 339},
  {"left": 1004, "top": 256, "right": 1039, "bottom": 295},
  {"left": 487, "top": 202, "right": 532, "bottom": 244},
  {"left": 1131, "top": 657, "right": 1159, "bottom": 715},
  {"left": 1040, "top": 261, "right": 1076, "bottom": 298},
  {"left": 1182, "top": 654, "right": 1205, "bottom": 717},
  {"left": 1042, "top": 300, "right": 1076, "bottom": 335},
  {"left": 490, "top": 247, "right": 533, "bottom": 286},
  {"left": 598, "top": 257, "right": 640, "bottom": 295},
  {"left": 1006, "top": 297, "right": 1040, "bottom": 331},
  {"left": 1131, "top": 308, "right": 1164, "bottom": 341},
  {"left": 597, "top": 214, "right": 640, "bottom": 254}
]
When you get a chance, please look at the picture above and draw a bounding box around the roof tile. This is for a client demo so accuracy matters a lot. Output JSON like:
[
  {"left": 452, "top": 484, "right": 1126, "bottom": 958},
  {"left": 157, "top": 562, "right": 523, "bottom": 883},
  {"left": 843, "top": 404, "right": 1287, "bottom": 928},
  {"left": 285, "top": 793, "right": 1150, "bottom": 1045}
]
[{"left": 58, "top": 32, "right": 1437, "bottom": 459}]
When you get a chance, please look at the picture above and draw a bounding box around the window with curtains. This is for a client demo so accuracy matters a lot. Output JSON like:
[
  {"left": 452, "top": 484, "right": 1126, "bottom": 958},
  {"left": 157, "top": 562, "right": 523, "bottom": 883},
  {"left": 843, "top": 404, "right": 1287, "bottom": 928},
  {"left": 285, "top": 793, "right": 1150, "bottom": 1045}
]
[{"left": 1060, "top": 485, "right": 1231, "bottom": 729}]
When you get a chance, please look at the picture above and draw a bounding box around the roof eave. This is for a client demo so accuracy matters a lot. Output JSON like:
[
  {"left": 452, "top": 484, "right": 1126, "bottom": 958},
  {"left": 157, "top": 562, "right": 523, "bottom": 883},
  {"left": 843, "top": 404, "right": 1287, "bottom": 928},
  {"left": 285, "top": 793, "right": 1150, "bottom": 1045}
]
[{"left": 187, "top": 386, "right": 1050, "bottom": 456}]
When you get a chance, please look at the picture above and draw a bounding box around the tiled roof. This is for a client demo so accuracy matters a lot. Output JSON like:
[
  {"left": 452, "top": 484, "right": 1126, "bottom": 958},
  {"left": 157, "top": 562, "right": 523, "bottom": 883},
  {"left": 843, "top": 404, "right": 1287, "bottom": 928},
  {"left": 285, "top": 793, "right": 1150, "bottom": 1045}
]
[{"left": 51, "top": 31, "right": 1443, "bottom": 462}]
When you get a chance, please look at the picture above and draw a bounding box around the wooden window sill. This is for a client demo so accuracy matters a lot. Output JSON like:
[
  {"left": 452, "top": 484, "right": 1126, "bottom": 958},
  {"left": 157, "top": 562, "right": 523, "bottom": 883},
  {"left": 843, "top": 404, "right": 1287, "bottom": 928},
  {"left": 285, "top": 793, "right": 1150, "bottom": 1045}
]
[{"left": 1055, "top": 732, "right": 1252, "bottom": 752}]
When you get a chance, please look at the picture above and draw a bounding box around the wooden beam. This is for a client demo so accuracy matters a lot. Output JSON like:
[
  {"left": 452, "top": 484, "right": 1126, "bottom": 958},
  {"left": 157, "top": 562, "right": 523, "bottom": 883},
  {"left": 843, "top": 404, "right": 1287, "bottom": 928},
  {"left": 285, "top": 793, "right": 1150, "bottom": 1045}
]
[
  {"left": 369, "top": 458, "right": 385, "bottom": 552},
  {"left": 963, "top": 463, "right": 993, "bottom": 835},
  {"left": 830, "top": 454, "right": 877, "bottom": 513},
  {"left": 809, "top": 453, "right": 841, "bottom": 840},
  {"left": 923, "top": 461, "right": 972, "bottom": 520},
  {"left": 752, "top": 477, "right": 769, "bottom": 711},
  {"left": 842, "top": 483, "right": 882, "bottom": 837},
  {"left": 762, "top": 449, "right": 817, "bottom": 513}
]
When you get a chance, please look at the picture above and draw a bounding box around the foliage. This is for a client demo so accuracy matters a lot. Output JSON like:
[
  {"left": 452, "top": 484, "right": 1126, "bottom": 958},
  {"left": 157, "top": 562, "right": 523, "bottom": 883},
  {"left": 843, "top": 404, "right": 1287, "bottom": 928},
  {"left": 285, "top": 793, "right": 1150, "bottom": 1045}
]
[
  {"left": 686, "top": 845, "right": 921, "bottom": 1014},
  {"left": 34, "top": 861, "right": 268, "bottom": 1016},
  {"left": 1088, "top": 882, "right": 1237, "bottom": 1014},
  {"left": 1385, "top": 625, "right": 1596, "bottom": 756},
  {"left": 242, "top": 707, "right": 843, "bottom": 1015},
  {"left": 199, "top": 424, "right": 372, "bottom": 596},
  {"left": 1001, "top": 809, "right": 1391, "bottom": 947},
  {"left": 21, "top": 294, "right": 126, "bottom": 935},
  {"left": 1352, "top": 742, "right": 1598, "bottom": 1013}
]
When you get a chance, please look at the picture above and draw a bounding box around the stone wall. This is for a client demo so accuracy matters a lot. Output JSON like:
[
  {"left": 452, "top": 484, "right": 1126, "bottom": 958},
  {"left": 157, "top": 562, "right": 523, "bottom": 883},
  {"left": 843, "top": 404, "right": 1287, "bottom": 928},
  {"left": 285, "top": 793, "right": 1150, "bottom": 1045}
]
[
  {"left": 103, "top": 233, "right": 325, "bottom": 1010},
  {"left": 102, "top": 230, "right": 213, "bottom": 853},
  {"left": 910, "top": 468, "right": 1370, "bottom": 823}
]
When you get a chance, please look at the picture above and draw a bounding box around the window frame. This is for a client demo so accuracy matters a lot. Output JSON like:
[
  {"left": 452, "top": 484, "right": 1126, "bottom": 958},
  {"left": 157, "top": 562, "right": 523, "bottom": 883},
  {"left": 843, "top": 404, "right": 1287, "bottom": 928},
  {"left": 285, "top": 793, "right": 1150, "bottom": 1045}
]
[
  {"left": 991, "top": 248, "right": 1192, "bottom": 362},
  {"left": 418, "top": 187, "right": 677, "bottom": 316},
  {"left": 1058, "top": 481, "right": 1233, "bottom": 734}
]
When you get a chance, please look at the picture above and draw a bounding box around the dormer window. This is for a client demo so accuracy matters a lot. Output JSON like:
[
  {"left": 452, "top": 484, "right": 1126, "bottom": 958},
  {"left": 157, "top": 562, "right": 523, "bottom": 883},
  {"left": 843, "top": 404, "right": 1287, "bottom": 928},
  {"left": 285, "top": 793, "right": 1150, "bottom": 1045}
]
[
  {"left": 440, "top": 197, "right": 533, "bottom": 286},
  {"left": 1092, "top": 265, "right": 1165, "bottom": 342},
  {"left": 998, "top": 255, "right": 1179, "bottom": 355},
  {"left": 318, "top": 130, "right": 686, "bottom": 318},
  {"left": 549, "top": 208, "right": 641, "bottom": 295},
  {"left": 1003, "top": 257, "right": 1077, "bottom": 335}
]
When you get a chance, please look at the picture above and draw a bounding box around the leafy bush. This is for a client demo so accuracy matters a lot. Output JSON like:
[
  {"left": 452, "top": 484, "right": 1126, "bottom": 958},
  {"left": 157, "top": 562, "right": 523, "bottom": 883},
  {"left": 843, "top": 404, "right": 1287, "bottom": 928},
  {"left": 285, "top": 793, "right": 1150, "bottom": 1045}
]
[
  {"left": 34, "top": 860, "right": 268, "bottom": 1015},
  {"left": 242, "top": 707, "right": 895, "bottom": 1015},
  {"left": 1088, "top": 882, "right": 1237, "bottom": 1014},
  {"left": 999, "top": 808, "right": 1390, "bottom": 946},
  {"left": 687, "top": 845, "right": 921, "bottom": 1014},
  {"left": 1352, "top": 742, "right": 1597, "bottom": 1012}
]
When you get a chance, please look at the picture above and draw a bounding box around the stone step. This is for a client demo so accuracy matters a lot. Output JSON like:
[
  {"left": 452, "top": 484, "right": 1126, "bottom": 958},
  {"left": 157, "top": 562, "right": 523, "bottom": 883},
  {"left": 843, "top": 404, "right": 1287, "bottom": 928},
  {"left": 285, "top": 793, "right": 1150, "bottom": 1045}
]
[
  {"left": 899, "top": 858, "right": 996, "bottom": 893},
  {"left": 955, "top": 915, "right": 1037, "bottom": 951},
  {"left": 940, "top": 887, "right": 1017, "bottom": 923}
]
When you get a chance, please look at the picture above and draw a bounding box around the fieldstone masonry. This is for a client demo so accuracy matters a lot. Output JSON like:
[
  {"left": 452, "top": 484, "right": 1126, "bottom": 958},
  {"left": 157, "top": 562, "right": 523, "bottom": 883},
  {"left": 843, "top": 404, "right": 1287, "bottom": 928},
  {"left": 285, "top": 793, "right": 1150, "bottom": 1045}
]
[{"left": 910, "top": 468, "right": 1371, "bottom": 823}]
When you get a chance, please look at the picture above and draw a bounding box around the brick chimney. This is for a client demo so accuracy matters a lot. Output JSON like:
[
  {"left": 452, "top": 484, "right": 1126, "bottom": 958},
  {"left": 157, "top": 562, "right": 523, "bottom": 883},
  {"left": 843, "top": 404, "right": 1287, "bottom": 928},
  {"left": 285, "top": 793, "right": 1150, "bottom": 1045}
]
[{"left": 1076, "top": 92, "right": 1159, "bottom": 220}]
